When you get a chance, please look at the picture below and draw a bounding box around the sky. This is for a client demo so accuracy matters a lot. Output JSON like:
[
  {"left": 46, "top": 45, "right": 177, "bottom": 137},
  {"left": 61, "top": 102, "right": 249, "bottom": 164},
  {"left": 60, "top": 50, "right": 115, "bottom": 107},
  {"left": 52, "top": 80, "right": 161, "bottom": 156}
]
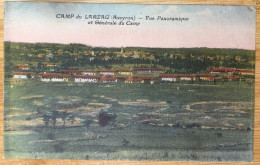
[{"left": 4, "top": 2, "right": 256, "bottom": 50}]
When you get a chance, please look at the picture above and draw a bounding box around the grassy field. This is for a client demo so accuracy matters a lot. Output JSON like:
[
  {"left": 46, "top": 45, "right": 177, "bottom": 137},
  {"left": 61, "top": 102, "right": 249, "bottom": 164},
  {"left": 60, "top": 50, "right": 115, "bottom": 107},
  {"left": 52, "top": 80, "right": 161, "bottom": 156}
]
[{"left": 3, "top": 80, "right": 254, "bottom": 161}]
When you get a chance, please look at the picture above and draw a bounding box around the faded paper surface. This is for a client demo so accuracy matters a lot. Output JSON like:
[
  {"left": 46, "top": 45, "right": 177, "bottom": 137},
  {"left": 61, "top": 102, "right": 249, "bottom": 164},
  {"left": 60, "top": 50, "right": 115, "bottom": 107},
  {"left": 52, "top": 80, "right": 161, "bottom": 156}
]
[{"left": 3, "top": 2, "right": 256, "bottom": 161}]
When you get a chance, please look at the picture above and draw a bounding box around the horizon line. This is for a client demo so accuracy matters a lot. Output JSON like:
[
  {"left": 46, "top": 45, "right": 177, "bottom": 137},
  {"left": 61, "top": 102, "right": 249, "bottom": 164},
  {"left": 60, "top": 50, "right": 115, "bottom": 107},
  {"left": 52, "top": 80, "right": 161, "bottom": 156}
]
[{"left": 4, "top": 41, "right": 255, "bottom": 51}]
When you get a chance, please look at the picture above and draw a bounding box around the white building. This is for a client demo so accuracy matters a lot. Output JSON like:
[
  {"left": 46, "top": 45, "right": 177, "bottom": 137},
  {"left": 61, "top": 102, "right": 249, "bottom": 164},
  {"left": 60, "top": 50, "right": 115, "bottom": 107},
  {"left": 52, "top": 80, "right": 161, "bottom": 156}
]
[
  {"left": 82, "top": 71, "right": 96, "bottom": 76},
  {"left": 161, "top": 75, "right": 177, "bottom": 82},
  {"left": 13, "top": 72, "right": 34, "bottom": 79},
  {"left": 100, "top": 77, "right": 117, "bottom": 83},
  {"left": 180, "top": 76, "right": 194, "bottom": 81},
  {"left": 99, "top": 71, "right": 115, "bottom": 76},
  {"left": 39, "top": 73, "right": 69, "bottom": 82},
  {"left": 75, "top": 76, "right": 99, "bottom": 83},
  {"left": 132, "top": 68, "right": 162, "bottom": 74}
]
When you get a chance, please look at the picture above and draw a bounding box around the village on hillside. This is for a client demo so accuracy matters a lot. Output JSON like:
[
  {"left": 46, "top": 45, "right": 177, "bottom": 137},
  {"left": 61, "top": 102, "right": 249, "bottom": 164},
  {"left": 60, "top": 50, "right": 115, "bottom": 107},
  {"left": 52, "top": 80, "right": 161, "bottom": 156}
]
[
  {"left": 12, "top": 67, "right": 254, "bottom": 84},
  {"left": 5, "top": 42, "right": 255, "bottom": 84}
]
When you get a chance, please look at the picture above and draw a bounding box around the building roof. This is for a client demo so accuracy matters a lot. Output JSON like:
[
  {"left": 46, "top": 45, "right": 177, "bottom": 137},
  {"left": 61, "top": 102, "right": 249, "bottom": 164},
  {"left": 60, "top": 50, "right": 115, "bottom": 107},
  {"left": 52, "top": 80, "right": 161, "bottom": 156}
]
[
  {"left": 17, "top": 65, "right": 29, "bottom": 69},
  {"left": 161, "top": 74, "right": 179, "bottom": 78},
  {"left": 125, "top": 77, "right": 144, "bottom": 81},
  {"left": 13, "top": 72, "right": 34, "bottom": 75},
  {"left": 61, "top": 70, "right": 97, "bottom": 74},
  {"left": 225, "top": 76, "right": 240, "bottom": 80},
  {"left": 210, "top": 68, "right": 236, "bottom": 73},
  {"left": 132, "top": 68, "right": 162, "bottom": 71},
  {"left": 61, "top": 70, "right": 82, "bottom": 73},
  {"left": 198, "top": 75, "right": 216, "bottom": 80},
  {"left": 99, "top": 71, "right": 115, "bottom": 73},
  {"left": 125, "top": 77, "right": 154, "bottom": 81},
  {"left": 235, "top": 69, "right": 254, "bottom": 74},
  {"left": 81, "top": 71, "right": 96, "bottom": 73},
  {"left": 74, "top": 75, "right": 99, "bottom": 79},
  {"left": 100, "top": 77, "right": 117, "bottom": 81},
  {"left": 39, "top": 73, "right": 69, "bottom": 78},
  {"left": 161, "top": 74, "right": 215, "bottom": 79}
]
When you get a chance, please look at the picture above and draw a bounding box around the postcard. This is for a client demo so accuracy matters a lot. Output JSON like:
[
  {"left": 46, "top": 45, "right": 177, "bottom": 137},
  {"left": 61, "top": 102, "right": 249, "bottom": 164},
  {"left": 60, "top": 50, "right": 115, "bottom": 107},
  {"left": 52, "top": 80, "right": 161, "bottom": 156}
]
[{"left": 3, "top": 2, "right": 256, "bottom": 162}]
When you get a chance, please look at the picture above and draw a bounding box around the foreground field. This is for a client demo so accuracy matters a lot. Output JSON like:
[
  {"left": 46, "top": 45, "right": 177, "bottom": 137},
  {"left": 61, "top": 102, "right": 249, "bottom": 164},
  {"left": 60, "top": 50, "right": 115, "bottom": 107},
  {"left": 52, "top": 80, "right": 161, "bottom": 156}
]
[{"left": 4, "top": 81, "right": 254, "bottom": 161}]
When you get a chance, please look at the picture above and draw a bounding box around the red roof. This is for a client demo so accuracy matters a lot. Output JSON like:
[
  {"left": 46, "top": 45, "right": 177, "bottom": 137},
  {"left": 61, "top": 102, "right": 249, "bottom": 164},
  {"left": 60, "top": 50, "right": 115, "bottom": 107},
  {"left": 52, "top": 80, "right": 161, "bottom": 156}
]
[
  {"left": 161, "top": 74, "right": 179, "bottom": 78},
  {"left": 235, "top": 69, "right": 254, "bottom": 74},
  {"left": 100, "top": 77, "right": 117, "bottom": 81},
  {"left": 99, "top": 71, "right": 115, "bottom": 73},
  {"left": 161, "top": 74, "right": 197, "bottom": 78},
  {"left": 39, "top": 73, "right": 69, "bottom": 78},
  {"left": 13, "top": 72, "right": 34, "bottom": 75},
  {"left": 61, "top": 70, "right": 82, "bottom": 73},
  {"left": 198, "top": 75, "right": 216, "bottom": 80},
  {"left": 81, "top": 71, "right": 96, "bottom": 73},
  {"left": 61, "top": 70, "right": 97, "bottom": 74},
  {"left": 225, "top": 76, "right": 240, "bottom": 80},
  {"left": 210, "top": 68, "right": 235, "bottom": 73},
  {"left": 74, "top": 75, "right": 99, "bottom": 79},
  {"left": 17, "top": 65, "right": 29, "bottom": 69},
  {"left": 132, "top": 68, "right": 162, "bottom": 71}
]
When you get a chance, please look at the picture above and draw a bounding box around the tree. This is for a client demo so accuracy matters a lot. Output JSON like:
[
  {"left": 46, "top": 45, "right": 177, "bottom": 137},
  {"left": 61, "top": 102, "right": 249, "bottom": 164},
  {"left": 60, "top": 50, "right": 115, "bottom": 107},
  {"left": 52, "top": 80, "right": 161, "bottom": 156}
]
[
  {"left": 42, "top": 114, "right": 51, "bottom": 127},
  {"left": 51, "top": 111, "right": 59, "bottom": 128},
  {"left": 98, "top": 111, "right": 117, "bottom": 127},
  {"left": 60, "top": 111, "right": 69, "bottom": 127}
]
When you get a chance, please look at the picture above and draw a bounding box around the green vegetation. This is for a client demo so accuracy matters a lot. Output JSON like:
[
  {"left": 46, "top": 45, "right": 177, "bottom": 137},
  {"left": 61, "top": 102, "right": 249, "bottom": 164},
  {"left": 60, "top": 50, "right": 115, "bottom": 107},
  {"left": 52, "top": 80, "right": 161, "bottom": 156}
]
[
  {"left": 4, "top": 42, "right": 255, "bottom": 77},
  {"left": 3, "top": 42, "right": 255, "bottom": 161},
  {"left": 4, "top": 81, "right": 254, "bottom": 161}
]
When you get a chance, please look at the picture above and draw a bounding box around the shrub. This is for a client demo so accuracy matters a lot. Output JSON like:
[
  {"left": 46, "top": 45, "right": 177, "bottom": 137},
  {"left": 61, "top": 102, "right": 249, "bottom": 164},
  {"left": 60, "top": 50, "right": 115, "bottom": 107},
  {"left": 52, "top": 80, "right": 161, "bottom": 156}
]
[{"left": 98, "top": 111, "right": 117, "bottom": 127}]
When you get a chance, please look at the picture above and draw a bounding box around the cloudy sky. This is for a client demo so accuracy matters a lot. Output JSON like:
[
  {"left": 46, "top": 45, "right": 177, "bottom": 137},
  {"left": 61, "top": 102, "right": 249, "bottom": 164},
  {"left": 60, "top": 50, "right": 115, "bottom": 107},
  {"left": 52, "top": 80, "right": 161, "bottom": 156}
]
[{"left": 4, "top": 2, "right": 256, "bottom": 50}]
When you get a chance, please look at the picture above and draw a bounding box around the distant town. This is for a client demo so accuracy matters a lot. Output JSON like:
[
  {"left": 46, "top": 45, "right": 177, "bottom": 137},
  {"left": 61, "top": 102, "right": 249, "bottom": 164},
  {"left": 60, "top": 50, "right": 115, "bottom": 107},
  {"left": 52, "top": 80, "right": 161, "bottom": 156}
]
[{"left": 5, "top": 42, "right": 255, "bottom": 84}]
